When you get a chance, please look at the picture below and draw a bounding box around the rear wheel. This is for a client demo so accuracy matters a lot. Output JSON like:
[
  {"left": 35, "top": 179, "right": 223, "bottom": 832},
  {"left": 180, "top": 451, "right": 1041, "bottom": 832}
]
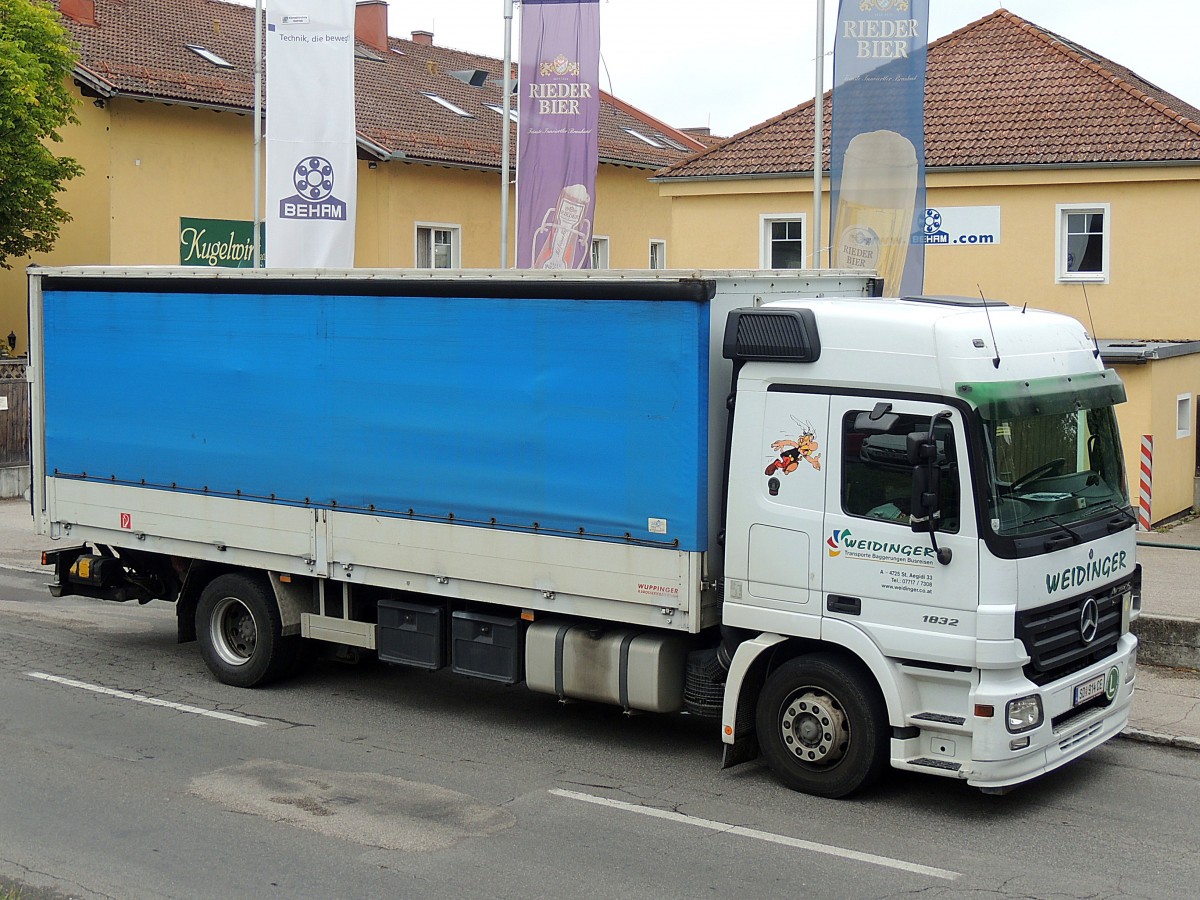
[
  {"left": 196, "top": 573, "right": 297, "bottom": 687},
  {"left": 755, "top": 654, "right": 889, "bottom": 798}
]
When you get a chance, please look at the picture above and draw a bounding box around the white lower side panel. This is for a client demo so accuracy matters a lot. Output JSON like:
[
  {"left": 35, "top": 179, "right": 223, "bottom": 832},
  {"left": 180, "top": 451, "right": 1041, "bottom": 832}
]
[{"left": 43, "top": 479, "right": 711, "bottom": 633}]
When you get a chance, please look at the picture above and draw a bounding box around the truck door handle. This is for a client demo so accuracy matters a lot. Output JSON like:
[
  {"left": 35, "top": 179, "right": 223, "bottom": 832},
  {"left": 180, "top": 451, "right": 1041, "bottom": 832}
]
[{"left": 827, "top": 595, "right": 861, "bottom": 615}]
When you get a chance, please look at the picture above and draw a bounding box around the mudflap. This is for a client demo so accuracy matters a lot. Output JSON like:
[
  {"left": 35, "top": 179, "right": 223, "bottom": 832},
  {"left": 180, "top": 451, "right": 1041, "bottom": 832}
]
[{"left": 721, "top": 734, "right": 760, "bottom": 769}]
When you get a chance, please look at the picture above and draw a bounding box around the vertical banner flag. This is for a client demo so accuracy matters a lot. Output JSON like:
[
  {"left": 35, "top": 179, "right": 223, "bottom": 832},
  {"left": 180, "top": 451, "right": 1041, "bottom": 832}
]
[
  {"left": 829, "top": 0, "right": 930, "bottom": 296},
  {"left": 517, "top": 0, "right": 601, "bottom": 269},
  {"left": 266, "top": 0, "right": 357, "bottom": 268}
]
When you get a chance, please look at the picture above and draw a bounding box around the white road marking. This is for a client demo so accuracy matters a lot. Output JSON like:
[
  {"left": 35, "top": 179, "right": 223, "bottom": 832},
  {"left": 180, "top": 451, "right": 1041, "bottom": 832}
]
[
  {"left": 26, "top": 672, "right": 264, "bottom": 727},
  {"left": 550, "top": 788, "right": 960, "bottom": 881}
]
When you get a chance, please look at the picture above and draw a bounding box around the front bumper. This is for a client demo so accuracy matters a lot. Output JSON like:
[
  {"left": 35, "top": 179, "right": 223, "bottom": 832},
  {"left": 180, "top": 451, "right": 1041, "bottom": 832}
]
[{"left": 965, "top": 632, "right": 1137, "bottom": 790}]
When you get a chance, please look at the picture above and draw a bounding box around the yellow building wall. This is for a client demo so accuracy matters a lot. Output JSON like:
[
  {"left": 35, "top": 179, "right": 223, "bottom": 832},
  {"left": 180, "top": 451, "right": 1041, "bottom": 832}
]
[
  {"left": 920, "top": 167, "right": 1200, "bottom": 341},
  {"left": 106, "top": 102, "right": 258, "bottom": 264},
  {"left": 357, "top": 161, "right": 669, "bottom": 269},
  {"left": 663, "top": 176, "right": 828, "bottom": 269},
  {"left": 1114, "top": 356, "right": 1200, "bottom": 523}
]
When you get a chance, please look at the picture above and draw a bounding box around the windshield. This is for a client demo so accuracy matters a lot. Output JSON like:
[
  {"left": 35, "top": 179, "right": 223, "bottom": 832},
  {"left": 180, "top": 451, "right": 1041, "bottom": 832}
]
[{"left": 980, "top": 403, "right": 1128, "bottom": 536}]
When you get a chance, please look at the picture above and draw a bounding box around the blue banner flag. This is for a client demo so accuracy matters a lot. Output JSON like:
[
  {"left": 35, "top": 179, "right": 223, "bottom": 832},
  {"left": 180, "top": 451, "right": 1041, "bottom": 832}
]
[{"left": 829, "top": 0, "right": 929, "bottom": 296}]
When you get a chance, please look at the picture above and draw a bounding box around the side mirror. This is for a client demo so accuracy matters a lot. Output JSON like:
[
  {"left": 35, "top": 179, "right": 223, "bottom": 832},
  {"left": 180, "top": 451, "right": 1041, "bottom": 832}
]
[
  {"left": 906, "top": 431, "right": 938, "bottom": 466},
  {"left": 910, "top": 463, "right": 942, "bottom": 532}
]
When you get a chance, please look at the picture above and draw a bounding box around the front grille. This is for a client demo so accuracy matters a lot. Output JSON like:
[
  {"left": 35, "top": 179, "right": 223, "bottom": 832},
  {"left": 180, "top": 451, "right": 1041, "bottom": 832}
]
[{"left": 1016, "top": 579, "right": 1128, "bottom": 686}]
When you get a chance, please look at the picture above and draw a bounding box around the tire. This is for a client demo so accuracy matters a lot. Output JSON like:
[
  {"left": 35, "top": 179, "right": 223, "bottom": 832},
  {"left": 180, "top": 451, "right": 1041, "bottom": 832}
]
[
  {"left": 196, "top": 573, "right": 298, "bottom": 687},
  {"left": 755, "top": 653, "right": 889, "bottom": 798}
]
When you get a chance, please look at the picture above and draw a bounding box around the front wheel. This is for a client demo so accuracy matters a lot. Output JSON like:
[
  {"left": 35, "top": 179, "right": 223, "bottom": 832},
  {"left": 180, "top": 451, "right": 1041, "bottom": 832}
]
[
  {"left": 755, "top": 654, "right": 889, "bottom": 798},
  {"left": 196, "top": 573, "right": 297, "bottom": 687}
]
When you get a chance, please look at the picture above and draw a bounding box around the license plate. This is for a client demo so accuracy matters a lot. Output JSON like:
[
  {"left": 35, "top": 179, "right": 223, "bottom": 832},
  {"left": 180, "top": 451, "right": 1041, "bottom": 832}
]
[{"left": 1072, "top": 672, "right": 1106, "bottom": 706}]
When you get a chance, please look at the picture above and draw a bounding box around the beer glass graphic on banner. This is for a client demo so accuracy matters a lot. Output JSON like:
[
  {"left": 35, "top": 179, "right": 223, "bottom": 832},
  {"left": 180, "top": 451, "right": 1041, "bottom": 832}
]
[{"left": 832, "top": 130, "right": 918, "bottom": 294}]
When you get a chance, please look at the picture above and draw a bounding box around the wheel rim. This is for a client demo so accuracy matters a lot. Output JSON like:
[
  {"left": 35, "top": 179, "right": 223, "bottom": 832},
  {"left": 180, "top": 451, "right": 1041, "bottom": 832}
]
[
  {"left": 209, "top": 596, "right": 257, "bottom": 667},
  {"left": 779, "top": 688, "right": 850, "bottom": 767}
]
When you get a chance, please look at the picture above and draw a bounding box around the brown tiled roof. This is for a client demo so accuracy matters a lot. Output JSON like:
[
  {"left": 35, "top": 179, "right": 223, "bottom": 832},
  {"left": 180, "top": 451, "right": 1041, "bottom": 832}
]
[
  {"left": 59, "top": 0, "right": 704, "bottom": 170},
  {"left": 659, "top": 10, "right": 1200, "bottom": 179}
]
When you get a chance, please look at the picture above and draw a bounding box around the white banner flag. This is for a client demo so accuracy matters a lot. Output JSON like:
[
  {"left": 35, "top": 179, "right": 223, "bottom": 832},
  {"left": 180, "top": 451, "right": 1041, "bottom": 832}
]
[{"left": 266, "top": 0, "right": 357, "bottom": 268}]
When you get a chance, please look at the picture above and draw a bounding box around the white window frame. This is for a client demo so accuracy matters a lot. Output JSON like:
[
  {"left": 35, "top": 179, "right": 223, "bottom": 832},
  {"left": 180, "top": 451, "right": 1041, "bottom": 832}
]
[
  {"left": 415, "top": 223, "right": 461, "bottom": 269},
  {"left": 591, "top": 236, "right": 610, "bottom": 269},
  {"left": 649, "top": 239, "right": 666, "bottom": 270},
  {"left": 1178, "top": 393, "right": 1193, "bottom": 439},
  {"left": 1055, "top": 203, "right": 1110, "bottom": 284},
  {"left": 759, "top": 213, "right": 807, "bottom": 269}
]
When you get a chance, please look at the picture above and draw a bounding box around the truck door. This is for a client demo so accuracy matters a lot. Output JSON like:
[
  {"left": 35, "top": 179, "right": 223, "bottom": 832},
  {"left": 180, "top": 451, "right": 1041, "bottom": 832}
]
[
  {"left": 822, "top": 398, "right": 979, "bottom": 665},
  {"left": 724, "top": 386, "right": 831, "bottom": 638}
]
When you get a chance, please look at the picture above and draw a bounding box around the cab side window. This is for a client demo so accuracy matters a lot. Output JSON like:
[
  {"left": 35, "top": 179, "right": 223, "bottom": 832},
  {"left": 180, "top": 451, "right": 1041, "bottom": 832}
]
[{"left": 841, "top": 411, "right": 960, "bottom": 533}]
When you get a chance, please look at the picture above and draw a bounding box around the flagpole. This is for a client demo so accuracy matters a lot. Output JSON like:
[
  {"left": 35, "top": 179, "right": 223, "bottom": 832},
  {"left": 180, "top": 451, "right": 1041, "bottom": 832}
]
[
  {"left": 253, "top": 0, "right": 263, "bottom": 268},
  {"left": 500, "top": 0, "right": 514, "bottom": 268},
  {"left": 812, "top": 0, "right": 825, "bottom": 270}
]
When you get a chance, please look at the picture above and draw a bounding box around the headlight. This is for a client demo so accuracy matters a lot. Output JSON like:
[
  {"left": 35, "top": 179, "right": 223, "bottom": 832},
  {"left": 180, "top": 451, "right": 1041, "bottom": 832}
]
[
  {"left": 1006, "top": 694, "right": 1043, "bottom": 733},
  {"left": 1126, "top": 647, "right": 1137, "bottom": 684}
]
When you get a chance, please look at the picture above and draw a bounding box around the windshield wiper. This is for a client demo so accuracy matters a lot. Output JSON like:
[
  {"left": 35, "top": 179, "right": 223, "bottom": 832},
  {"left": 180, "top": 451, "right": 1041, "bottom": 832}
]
[
  {"left": 1024, "top": 513, "right": 1084, "bottom": 549},
  {"left": 1094, "top": 501, "right": 1138, "bottom": 530}
]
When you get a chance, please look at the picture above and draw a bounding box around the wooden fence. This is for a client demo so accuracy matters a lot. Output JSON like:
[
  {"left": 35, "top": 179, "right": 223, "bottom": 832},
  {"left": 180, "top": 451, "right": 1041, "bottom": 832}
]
[{"left": 0, "top": 358, "right": 29, "bottom": 468}]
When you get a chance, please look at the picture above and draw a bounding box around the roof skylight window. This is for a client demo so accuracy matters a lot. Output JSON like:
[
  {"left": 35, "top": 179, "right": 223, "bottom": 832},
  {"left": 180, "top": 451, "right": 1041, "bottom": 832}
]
[
  {"left": 623, "top": 128, "right": 665, "bottom": 148},
  {"left": 421, "top": 92, "right": 473, "bottom": 118},
  {"left": 186, "top": 44, "right": 234, "bottom": 69},
  {"left": 485, "top": 103, "right": 519, "bottom": 123}
]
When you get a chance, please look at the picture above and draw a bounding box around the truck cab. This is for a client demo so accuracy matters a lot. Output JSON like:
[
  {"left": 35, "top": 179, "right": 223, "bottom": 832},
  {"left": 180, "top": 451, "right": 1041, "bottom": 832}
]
[{"left": 718, "top": 295, "right": 1139, "bottom": 796}]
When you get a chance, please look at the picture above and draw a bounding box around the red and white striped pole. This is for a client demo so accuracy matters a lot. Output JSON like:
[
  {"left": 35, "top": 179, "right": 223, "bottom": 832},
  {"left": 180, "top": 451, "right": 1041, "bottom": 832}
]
[{"left": 1138, "top": 435, "right": 1153, "bottom": 531}]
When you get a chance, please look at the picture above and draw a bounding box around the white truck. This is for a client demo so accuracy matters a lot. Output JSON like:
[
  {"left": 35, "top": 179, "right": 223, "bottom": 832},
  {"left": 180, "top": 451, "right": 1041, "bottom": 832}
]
[{"left": 28, "top": 266, "right": 1140, "bottom": 798}]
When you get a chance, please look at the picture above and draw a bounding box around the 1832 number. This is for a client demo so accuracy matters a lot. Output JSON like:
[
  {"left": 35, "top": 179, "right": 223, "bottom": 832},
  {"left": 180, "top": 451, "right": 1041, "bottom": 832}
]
[{"left": 922, "top": 615, "right": 960, "bottom": 627}]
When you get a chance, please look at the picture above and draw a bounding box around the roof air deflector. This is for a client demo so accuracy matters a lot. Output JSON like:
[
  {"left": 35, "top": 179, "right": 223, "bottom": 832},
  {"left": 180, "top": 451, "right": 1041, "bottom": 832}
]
[{"left": 722, "top": 308, "right": 821, "bottom": 363}]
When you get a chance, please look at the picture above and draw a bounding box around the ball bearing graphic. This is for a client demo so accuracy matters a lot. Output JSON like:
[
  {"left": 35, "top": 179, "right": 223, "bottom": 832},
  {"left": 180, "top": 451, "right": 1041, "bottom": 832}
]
[
  {"left": 923, "top": 208, "right": 942, "bottom": 234},
  {"left": 293, "top": 157, "right": 335, "bottom": 202}
]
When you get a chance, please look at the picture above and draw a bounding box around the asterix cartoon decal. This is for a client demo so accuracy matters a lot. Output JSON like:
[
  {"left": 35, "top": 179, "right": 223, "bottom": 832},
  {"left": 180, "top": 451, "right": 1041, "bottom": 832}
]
[{"left": 765, "top": 418, "right": 822, "bottom": 476}]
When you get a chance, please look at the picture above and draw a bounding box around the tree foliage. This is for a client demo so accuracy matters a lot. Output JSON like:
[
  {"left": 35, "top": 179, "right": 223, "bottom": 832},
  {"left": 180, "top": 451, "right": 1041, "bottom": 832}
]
[{"left": 0, "top": 0, "right": 83, "bottom": 269}]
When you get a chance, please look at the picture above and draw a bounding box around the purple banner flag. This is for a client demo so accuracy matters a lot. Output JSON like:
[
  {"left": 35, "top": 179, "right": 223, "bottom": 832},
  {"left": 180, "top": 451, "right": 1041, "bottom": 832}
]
[
  {"left": 517, "top": 0, "right": 601, "bottom": 269},
  {"left": 830, "top": 0, "right": 929, "bottom": 296}
]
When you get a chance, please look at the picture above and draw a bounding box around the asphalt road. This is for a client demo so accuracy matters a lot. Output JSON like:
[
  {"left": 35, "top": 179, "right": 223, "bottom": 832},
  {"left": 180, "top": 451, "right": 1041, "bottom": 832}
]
[{"left": 2, "top": 566, "right": 1199, "bottom": 900}]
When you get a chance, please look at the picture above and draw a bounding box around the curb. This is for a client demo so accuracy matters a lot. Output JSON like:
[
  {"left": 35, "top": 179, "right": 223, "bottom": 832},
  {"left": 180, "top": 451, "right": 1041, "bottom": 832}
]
[
  {"left": 1132, "top": 615, "right": 1200, "bottom": 670},
  {"left": 1120, "top": 728, "right": 1200, "bottom": 753}
]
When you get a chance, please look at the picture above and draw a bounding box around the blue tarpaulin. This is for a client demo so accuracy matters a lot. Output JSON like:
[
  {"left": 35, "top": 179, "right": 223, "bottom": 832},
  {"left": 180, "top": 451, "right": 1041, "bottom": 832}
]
[{"left": 43, "top": 287, "right": 710, "bottom": 549}]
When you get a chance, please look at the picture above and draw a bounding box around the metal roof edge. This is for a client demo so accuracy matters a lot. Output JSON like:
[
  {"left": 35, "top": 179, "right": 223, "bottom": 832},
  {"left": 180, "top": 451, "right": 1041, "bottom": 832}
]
[{"left": 1100, "top": 339, "right": 1200, "bottom": 364}]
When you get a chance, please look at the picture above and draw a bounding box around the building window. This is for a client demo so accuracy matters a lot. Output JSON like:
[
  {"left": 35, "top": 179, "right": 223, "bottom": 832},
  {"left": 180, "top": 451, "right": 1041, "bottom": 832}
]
[
  {"left": 649, "top": 240, "right": 666, "bottom": 269},
  {"left": 416, "top": 225, "right": 459, "bottom": 268},
  {"left": 420, "top": 92, "right": 473, "bottom": 118},
  {"left": 1056, "top": 204, "right": 1110, "bottom": 283},
  {"left": 623, "top": 128, "right": 665, "bottom": 148},
  {"left": 185, "top": 44, "right": 234, "bottom": 69},
  {"left": 1178, "top": 394, "right": 1193, "bottom": 439},
  {"left": 484, "top": 103, "right": 519, "bottom": 123},
  {"left": 591, "top": 236, "right": 610, "bottom": 269},
  {"left": 761, "top": 215, "right": 806, "bottom": 269}
]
